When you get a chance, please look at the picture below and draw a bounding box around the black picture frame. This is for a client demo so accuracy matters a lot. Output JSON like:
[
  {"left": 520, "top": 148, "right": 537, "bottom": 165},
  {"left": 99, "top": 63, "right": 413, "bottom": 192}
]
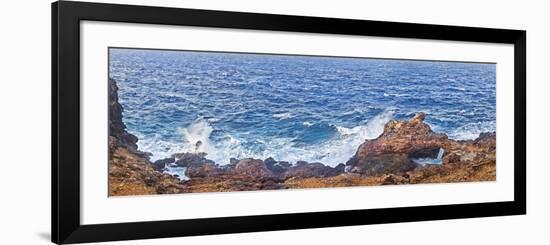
[{"left": 52, "top": 1, "right": 526, "bottom": 244}]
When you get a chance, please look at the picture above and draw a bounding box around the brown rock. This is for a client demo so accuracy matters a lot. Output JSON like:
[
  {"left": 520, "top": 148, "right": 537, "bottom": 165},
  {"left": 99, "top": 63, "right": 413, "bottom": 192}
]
[
  {"left": 348, "top": 153, "right": 417, "bottom": 176},
  {"left": 108, "top": 139, "right": 185, "bottom": 196},
  {"left": 283, "top": 162, "right": 345, "bottom": 179},
  {"left": 108, "top": 78, "right": 186, "bottom": 196},
  {"left": 173, "top": 152, "right": 214, "bottom": 167},
  {"left": 347, "top": 113, "right": 448, "bottom": 176},
  {"left": 234, "top": 158, "right": 274, "bottom": 179},
  {"left": 152, "top": 157, "right": 175, "bottom": 170}
]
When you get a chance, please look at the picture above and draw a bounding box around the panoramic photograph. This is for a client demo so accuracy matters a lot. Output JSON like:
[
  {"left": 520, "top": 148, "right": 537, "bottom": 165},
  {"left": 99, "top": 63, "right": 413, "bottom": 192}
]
[{"left": 108, "top": 48, "right": 497, "bottom": 196}]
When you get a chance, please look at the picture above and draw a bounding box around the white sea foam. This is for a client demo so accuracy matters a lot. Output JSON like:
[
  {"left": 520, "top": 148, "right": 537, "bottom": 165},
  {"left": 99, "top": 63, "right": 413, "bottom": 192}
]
[
  {"left": 336, "top": 108, "right": 394, "bottom": 140},
  {"left": 206, "top": 118, "right": 220, "bottom": 123},
  {"left": 364, "top": 108, "right": 395, "bottom": 139},
  {"left": 136, "top": 134, "right": 183, "bottom": 161},
  {"left": 383, "top": 93, "right": 407, "bottom": 97},
  {"left": 163, "top": 166, "right": 189, "bottom": 181},
  {"left": 303, "top": 121, "right": 313, "bottom": 127},
  {"left": 273, "top": 112, "right": 294, "bottom": 120},
  {"left": 448, "top": 121, "right": 495, "bottom": 140},
  {"left": 138, "top": 109, "right": 396, "bottom": 167},
  {"left": 178, "top": 118, "right": 214, "bottom": 153},
  {"left": 335, "top": 125, "right": 361, "bottom": 136}
]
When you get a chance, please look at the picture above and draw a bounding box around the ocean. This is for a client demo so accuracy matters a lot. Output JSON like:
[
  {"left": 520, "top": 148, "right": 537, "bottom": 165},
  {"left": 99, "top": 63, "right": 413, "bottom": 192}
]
[{"left": 109, "top": 48, "right": 496, "bottom": 166}]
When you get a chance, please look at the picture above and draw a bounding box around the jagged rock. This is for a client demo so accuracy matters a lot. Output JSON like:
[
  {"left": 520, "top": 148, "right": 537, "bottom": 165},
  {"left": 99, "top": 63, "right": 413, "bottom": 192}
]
[
  {"left": 296, "top": 160, "right": 308, "bottom": 167},
  {"left": 165, "top": 152, "right": 226, "bottom": 178},
  {"left": 229, "top": 157, "right": 239, "bottom": 166},
  {"left": 108, "top": 78, "right": 186, "bottom": 196},
  {"left": 283, "top": 162, "right": 344, "bottom": 179},
  {"left": 264, "top": 157, "right": 277, "bottom": 167},
  {"left": 186, "top": 162, "right": 225, "bottom": 178},
  {"left": 474, "top": 132, "right": 496, "bottom": 151},
  {"left": 278, "top": 161, "right": 292, "bottom": 168},
  {"left": 108, "top": 138, "right": 186, "bottom": 196},
  {"left": 381, "top": 174, "right": 409, "bottom": 185},
  {"left": 349, "top": 153, "right": 418, "bottom": 176},
  {"left": 234, "top": 158, "right": 274, "bottom": 179},
  {"left": 443, "top": 152, "right": 461, "bottom": 165},
  {"left": 382, "top": 174, "right": 396, "bottom": 185},
  {"left": 175, "top": 113, "right": 496, "bottom": 192},
  {"left": 108, "top": 78, "right": 138, "bottom": 151},
  {"left": 262, "top": 157, "right": 288, "bottom": 175},
  {"left": 440, "top": 132, "right": 496, "bottom": 167},
  {"left": 347, "top": 113, "right": 448, "bottom": 176},
  {"left": 144, "top": 176, "right": 160, "bottom": 186},
  {"left": 152, "top": 157, "right": 175, "bottom": 170},
  {"left": 334, "top": 163, "right": 346, "bottom": 173},
  {"left": 173, "top": 152, "right": 214, "bottom": 167},
  {"left": 108, "top": 84, "right": 497, "bottom": 195},
  {"left": 261, "top": 179, "right": 285, "bottom": 190}
]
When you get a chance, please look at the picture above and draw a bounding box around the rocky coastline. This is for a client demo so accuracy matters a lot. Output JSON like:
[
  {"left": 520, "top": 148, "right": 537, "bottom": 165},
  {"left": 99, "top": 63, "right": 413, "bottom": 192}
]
[{"left": 108, "top": 78, "right": 496, "bottom": 196}]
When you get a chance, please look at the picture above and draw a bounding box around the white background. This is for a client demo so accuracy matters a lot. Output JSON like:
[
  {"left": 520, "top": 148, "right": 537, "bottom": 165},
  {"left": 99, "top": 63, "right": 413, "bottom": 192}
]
[
  {"left": 0, "top": 0, "right": 547, "bottom": 244},
  {"left": 81, "top": 21, "right": 514, "bottom": 224}
]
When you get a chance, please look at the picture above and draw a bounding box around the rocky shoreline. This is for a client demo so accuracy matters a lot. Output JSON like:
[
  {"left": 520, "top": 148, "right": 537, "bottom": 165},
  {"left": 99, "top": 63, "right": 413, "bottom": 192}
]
[{"left": 108, "top": 78, "right": 496, "bottom": 196}]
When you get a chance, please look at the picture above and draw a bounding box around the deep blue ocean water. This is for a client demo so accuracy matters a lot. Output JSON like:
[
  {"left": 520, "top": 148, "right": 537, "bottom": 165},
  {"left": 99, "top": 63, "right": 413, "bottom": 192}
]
[{"left": 109, "top": 48, "right": 496, "bottom": 166}]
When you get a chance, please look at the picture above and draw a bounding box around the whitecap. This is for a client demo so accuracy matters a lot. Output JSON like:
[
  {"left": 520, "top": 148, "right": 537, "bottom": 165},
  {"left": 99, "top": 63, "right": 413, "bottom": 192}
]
[
  {"left": 383, "top": 93, "right": 407, "bottom": 97},
  {"left": 206, "top": 118, "right": 220, "bottom": 123},
  {"left": 273, "top": 112, "right": 293, "bottom": 120},
  {"left": 448, "top": 121, "right": 495, "bottom": 140},
  {"left": 364, "top": 108, "right": 395, "bottom": 139},
  {"left": 335, "top": 125, "right": 361, "bottom": 136}
]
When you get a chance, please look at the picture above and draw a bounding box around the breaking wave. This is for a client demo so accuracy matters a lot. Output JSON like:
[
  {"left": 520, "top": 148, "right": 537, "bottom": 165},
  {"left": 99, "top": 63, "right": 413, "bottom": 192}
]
[
  {"left": 137, "top": 109, "right": 395, "bottom": 167},
  {"left": 448, "top": 121, "right": 496, "bottom": 140}
]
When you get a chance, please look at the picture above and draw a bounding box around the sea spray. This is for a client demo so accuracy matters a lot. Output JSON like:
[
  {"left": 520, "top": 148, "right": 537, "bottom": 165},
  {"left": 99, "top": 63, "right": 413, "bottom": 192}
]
[
  {"left": 134, "top": 110, "right": 493, "bottom": 165},
  {"left": 335, "top": 108, "right": 395, "bottom": 140},
  {"left": 365, "top": 108, "right": 395, "bottom": 139},
  {"left": 138, "top": 109, "right": 396, "bottom": 167},
  {"left": 178, "top": 117, "right": 214, "bottom": 153},
  {"left": 449, "top": 121, "right": 496, "bottom": 140}
]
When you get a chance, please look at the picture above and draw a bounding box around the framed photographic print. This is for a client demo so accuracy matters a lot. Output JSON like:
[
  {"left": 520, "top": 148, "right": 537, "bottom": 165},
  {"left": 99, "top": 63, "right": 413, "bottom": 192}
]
[{"left": 52, "top": 1, "right": 526, "bottom": 244}]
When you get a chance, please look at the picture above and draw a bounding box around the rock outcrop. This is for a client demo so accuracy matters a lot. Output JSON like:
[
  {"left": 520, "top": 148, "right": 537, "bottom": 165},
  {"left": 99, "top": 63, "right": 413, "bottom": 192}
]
[
  {"left": 345, "top": 112, "right": 496, "bottom": 184},
  {"left": 152, "top": 157, "right": 175, "bottom": 171},
  {"left": 234, "top": 158, "right": 274, "bottom": 179},
  {"left": 109, "top": 78, "right": 139, "bottom": 151},
  {"left": 156, "top": 154, "right": 347, "bottom": 193},
  {"left": 109, "top": 142, "right": 186, "bottom": 195},
  {"left": 405, "top": 131, "right": 496, "bottom": 184},
  {"left": 108, "top": 78, "right": 186, "bottom": 196},
  {"left": 346, "top": 113, "right": 449, "bottom": 175},
  {"left": 283, "top": 162, "right": 345, "bottom": 179},
  {"left": 109, "top": 79, "right": 496, "bottom": 196}
]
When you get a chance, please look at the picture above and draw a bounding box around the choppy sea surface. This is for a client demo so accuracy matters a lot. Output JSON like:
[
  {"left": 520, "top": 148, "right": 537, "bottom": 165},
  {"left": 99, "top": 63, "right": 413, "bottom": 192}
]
[{"left": 109, "top": 48, "right": 496, "bottom": 166}]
